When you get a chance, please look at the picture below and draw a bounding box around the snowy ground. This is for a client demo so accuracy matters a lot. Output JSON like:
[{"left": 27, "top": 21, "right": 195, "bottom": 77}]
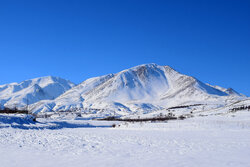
[{"left": 0, "top": 111, "right": 250, "bottom": 167}]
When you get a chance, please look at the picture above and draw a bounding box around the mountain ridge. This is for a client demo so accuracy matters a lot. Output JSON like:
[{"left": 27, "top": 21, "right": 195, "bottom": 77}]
[
  {"left": 27, "top": 64, "right": 246, "bottom": 116},
  {"left": 0, "top": 76, "right": 75, "bottom": 109},
  {"left": 0, "top": 64, "right": 246, "bottom": 116}
]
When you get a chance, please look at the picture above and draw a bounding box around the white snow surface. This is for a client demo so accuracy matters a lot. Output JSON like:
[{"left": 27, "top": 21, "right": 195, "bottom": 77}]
[
  {"left": 0, "top": 106, "right": 250, "bottom": 167},
  {"left": 31, "top": 63, "right": 245, "bottom": 115},
  {"left": 0, "top": 76, "right": 75, "bottom": 110}
]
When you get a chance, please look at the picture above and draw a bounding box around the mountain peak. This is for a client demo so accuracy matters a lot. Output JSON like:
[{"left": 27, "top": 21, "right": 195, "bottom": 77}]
[
  {"left": 31, "top": 63, "right": 246, "bottom": 115},
  {"left": 0, "top": 76, "right": 75, "bottom": 109},
  {"left": 1, "top": 64, "right": 246, "bottom": 115}
]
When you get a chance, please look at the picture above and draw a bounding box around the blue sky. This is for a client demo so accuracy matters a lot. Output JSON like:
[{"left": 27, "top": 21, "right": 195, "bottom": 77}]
[{"left": 0, "top": 0, "right": 249, "bottom": 95}]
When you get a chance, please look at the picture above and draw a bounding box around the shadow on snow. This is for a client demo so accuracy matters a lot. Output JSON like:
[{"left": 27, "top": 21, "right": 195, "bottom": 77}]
[{"left": 0, "top": 115, "right": 111, "bottom": 130}]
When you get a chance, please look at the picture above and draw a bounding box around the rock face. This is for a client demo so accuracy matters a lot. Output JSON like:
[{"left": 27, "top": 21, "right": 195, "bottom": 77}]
[
  {"left": 30, "top": 64, "right": 245, "bottom": 115},
  {"left": 0, "top": 76, "right": 75, "bottom": 109}
]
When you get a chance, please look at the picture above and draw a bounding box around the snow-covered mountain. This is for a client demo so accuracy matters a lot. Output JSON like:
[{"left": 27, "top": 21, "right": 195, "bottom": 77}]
[
  {"left": 0, "top": 76, "right": 75, "bottom": 110},
  {"left": 30, "top": 64, "right": 245, "bottom": 115},
  {"left": 206, "top": 84, "right": 244, "bottom": 97}
]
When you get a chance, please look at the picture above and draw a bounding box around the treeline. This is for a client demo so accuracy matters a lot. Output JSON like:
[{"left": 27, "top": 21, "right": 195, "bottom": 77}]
[
  {"left": 167, "top": 104, "right": 202, "bottom": 110},
  {"left": 229, "top": 105, "right": 250, "bottom": 112},
  {"left": 98, "top": 115, "right": 186, "bottom": 122},
  {"left": 0, "top": 107, "right": 29, "bottom": 114}
]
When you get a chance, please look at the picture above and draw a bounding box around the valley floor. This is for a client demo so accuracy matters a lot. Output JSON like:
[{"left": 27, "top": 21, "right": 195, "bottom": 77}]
[{"left": 0, "top": 112, "right": 250, "bottom": 167}]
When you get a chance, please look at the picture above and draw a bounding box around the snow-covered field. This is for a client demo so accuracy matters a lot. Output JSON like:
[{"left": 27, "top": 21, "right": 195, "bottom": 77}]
[{"left": 1, "top": 111, "right": 250, "bottom": 167}]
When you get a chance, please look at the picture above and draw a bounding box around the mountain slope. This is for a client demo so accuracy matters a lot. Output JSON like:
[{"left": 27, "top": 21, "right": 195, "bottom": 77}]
[
  {"left": 31, "top": 64, "right": 245, "bottom": 115},
  {"left": 0, "top": 76, "right": 75, "bottom": 109}
]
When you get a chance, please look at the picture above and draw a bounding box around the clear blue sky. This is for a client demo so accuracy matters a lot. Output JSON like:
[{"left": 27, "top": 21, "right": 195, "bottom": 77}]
[{"left": 0, "top": 0, "right": 249, "bottom": 96}]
